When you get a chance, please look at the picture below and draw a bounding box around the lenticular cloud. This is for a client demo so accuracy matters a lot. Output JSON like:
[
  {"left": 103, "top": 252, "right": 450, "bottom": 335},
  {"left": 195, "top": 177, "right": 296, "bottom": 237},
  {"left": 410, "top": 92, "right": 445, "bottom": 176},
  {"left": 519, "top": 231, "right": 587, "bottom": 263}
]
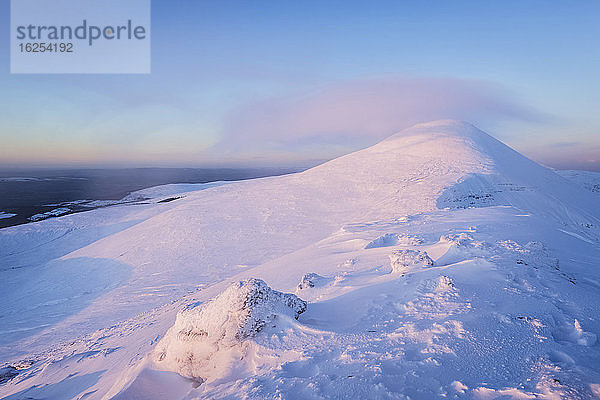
[{"left": 214, "top": 77, "right": 544, "bottom": 156}]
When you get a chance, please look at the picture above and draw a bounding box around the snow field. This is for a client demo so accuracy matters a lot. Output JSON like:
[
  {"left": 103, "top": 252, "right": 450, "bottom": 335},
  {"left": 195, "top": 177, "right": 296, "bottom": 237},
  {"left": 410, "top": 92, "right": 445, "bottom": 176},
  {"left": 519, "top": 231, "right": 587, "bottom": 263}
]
[{"left": 1, "top": 121, "right": 599, "bottom": 399}]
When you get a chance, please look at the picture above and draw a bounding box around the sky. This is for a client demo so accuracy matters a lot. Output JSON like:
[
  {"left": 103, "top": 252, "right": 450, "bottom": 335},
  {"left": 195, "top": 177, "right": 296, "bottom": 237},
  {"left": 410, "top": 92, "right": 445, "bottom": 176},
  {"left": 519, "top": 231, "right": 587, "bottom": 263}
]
[{"left": 0, "top": 0, "right": 599, "bottom": 170}]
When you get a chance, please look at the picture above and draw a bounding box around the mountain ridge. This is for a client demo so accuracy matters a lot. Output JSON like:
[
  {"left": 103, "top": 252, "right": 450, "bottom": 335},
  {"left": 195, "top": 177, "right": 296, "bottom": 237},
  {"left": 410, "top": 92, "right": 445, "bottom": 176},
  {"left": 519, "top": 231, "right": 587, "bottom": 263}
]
[{"left": 1, "top": 120, "right": 599, "bottom": 399}]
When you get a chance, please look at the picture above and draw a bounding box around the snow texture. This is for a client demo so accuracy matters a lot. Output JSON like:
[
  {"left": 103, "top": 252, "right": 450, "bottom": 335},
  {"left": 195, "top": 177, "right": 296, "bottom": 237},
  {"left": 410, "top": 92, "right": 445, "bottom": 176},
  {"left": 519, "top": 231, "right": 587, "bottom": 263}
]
[
  {"left": 365, "top": 233, "right": 424, "bottom": 249},
  {"left": 558, "top": 170, "right": 600, "bottom": 194},
  {"left": 28, "top": 207, "right": 71, "bottom": 221},
  {"left": 296, "top": 272, "right": 333, "bottom": 290},
  {"left": 1, "top": 120, "right": 600, "bottom": 399},
  {"left": 154, "top": 279, "right": 306, "bottom": 380},
  {"left": 389, "top": 249, "right": 434, "bottom": 273}
]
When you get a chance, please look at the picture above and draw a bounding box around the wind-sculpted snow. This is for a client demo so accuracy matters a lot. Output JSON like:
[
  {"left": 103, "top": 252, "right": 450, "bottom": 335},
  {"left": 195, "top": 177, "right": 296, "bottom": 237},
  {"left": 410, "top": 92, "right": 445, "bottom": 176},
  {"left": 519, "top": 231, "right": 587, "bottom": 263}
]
[
  {"left": 122, "top": 181, "right": 228, "bottom": 202},
  {"left": 552, "top": 319, "right": 597, "bottom": 347},
  {"left": 365, "top": 233, "right": 424, "bottom": 249},
  {"left": 436, "top": 173, "right": 530, "bottom": 210},
  {"left": 389, "top": 249, "right": 434, "bottom": 273},
  {"left": 153, "top": 279, "right": 306, "bottom": 381},
  {"left": 1, "top": 121, "right": 600, "bottom": 399},
  {"left": 558, "top": 170, "right": 600, "bottom": 194},
  {"left": 296, "top": 272, "right": 333, "bottom": 290}
]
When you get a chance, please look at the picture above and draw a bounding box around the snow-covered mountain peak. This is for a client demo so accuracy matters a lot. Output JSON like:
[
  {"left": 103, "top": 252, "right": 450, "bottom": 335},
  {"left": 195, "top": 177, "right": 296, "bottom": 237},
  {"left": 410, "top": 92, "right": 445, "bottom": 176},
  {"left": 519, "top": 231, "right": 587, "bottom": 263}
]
[
  {"left": 32, "top": 121, "right": 598, "bottom": 285},
  {"left": 1, "top": 121, "right": 600, "bottom": 399},
  {"left": 304, "top": 120, "right": 599, "bottom": 239},
  {"left": 388, "top": 119, "right": 486, "bottom": 139},
  {"left": 302, "top": 119, "right": 516, "bottom": 188},
  {"left": 369, "top": 119, "right": 528, "bottom": 173}
]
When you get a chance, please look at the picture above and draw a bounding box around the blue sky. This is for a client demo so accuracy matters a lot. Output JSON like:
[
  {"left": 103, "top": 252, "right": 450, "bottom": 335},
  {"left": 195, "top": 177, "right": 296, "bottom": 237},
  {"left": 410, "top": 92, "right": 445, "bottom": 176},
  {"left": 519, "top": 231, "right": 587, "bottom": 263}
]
[{"left": 1, "top": 0, "right": 599, "bottom": 170}]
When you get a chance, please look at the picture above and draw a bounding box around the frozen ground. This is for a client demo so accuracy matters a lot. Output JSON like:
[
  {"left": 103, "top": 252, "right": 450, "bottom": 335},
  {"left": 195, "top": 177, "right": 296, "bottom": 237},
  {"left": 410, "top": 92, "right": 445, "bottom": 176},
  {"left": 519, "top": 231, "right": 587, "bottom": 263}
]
[{"left": 0, "top": 120, "right": 599, "bottom": 399}]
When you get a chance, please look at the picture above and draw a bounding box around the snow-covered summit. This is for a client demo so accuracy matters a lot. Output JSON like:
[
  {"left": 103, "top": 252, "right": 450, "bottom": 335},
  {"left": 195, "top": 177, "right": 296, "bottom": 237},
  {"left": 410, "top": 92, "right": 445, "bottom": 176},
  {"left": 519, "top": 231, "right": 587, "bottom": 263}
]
[
  {"left": 301, "top": 119, "right": 598, "bottom": 236},
  {"left": 48, "top": 121, "right": 599, "bottom": 282}
]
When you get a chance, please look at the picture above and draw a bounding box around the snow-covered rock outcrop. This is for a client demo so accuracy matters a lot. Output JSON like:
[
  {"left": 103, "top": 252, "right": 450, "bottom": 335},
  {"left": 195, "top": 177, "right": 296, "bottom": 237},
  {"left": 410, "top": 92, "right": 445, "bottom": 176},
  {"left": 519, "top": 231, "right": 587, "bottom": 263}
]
[
  {"left": 153, "top": 278, "right": 306, "bottom": 380},
  {"left": 389, "top": 249, "right": 434, "bottom": 273},
  {"left": 296, "top": 273, "right": 333, "bottom": 290}
]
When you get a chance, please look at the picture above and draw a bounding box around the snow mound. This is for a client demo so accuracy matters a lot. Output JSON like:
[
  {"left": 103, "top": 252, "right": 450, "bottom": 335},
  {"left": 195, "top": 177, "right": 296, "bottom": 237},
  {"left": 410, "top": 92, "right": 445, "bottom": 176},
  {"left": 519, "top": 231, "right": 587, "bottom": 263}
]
[
  {"left": 436, "top": 233, "right": 494, "bottom": 265},
  {"left": 420, "top": 275, "right": 456, "bottom": 293},
  {"left": 441, "top": 232, "right": 483, "bottom": 248},
  {"left": 552, "top": 319, "right": 597, "bottom": 346},
  {"left": 450, "top": 380, "right": 469, "bottom": 394},
  {"left": 389, "top": 249, "right": 434, "bottom": 273},
  {"left": 296, "top": 273, "right": 333, "bottom": 290},
  {"left": 365, "top": 233, "right": 424, "bottom": 249},
  {"left": 154, "top": 278, "right": 306, "bottom": 379}
]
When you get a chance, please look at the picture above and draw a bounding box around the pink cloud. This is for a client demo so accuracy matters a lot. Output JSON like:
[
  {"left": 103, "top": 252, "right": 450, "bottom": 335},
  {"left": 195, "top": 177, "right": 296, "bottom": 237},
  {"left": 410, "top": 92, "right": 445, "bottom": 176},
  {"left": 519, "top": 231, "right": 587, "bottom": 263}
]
[{"left": 210, "top": 76, "right": 545, "bottom": 160}]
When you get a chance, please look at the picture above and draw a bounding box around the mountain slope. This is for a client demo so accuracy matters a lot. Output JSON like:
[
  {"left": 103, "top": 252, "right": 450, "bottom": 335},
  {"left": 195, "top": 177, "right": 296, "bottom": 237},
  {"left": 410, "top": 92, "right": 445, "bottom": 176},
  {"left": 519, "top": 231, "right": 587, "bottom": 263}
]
[
  {"left": 1, "top": 120, "right": 599, "bottom": 399},
  {"left": 558, "top": 170, "right": 600, "bottom": 194}
]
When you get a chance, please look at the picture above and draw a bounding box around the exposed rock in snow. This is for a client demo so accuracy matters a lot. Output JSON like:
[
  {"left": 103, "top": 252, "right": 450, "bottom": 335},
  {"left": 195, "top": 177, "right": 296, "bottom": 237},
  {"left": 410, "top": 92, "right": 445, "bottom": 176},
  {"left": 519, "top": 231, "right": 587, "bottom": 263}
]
[
  {"left": 522, "top": 241, "right": 560, "bottom": 270},
  {"left": 436, "top": 173, "right": 531, "bottom": 210},
  {"left": 0, "top": 366, "right": 18, "bottom": 384},
  {"left": 389, "top": 249, "right": 434, "bottom": 273},
  {"left": 153, "top": 278, "right": 306, "bottom": 380},
  {"left": 296, "top": 273, "right": 332, "bottom": 290},
  {"left": 557, "top": 170, "right": 600, "bottom": 194}
]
